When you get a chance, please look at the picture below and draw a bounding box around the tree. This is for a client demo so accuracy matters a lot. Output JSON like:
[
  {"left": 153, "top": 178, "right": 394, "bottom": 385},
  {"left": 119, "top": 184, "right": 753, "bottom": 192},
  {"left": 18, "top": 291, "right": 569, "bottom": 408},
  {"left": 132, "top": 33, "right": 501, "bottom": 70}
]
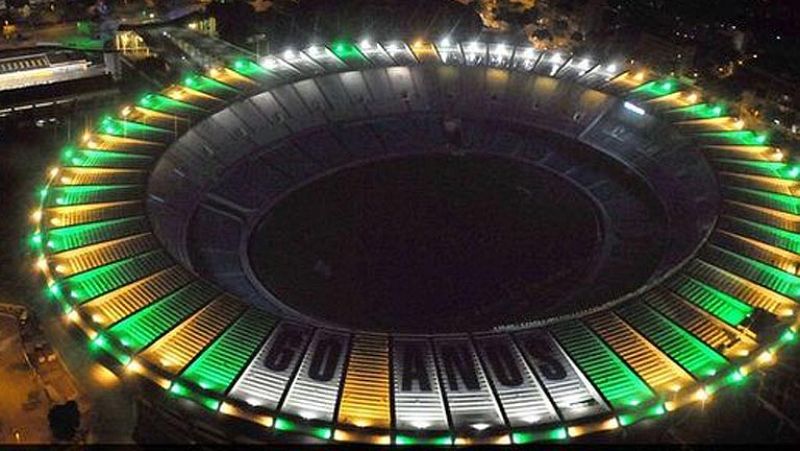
[
  {"left": 207, "top": 0, "right": 259, "bottom": 46},
  {"left": 48, "top": 401, "right": 81, "bottom": 442}
]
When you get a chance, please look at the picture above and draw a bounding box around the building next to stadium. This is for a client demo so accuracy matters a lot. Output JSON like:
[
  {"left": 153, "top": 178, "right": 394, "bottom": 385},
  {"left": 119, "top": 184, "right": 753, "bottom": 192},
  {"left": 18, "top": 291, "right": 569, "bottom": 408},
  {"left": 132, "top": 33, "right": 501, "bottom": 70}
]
[{"left": 27, "top": 34, "right": 800, "bottom": 445}]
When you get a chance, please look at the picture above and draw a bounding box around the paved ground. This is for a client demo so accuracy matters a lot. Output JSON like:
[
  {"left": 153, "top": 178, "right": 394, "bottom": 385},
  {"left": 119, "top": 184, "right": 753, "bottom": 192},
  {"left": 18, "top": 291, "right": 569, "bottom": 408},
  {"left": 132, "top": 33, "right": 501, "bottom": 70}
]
[
  {"left": 0, "top": 315, "right": 52, "bottom": 443},
  {"left": 0, "top": 23, "right": 79, "bottom": 52},
  {"left": 0, "top": 306, "right": 137, "bottom": 444},
  {"left": 0, "top": 120, "right": 136, "bottom": 444},
  {"left": 33, "top": 305, "right": 137, "bottom": 444}
]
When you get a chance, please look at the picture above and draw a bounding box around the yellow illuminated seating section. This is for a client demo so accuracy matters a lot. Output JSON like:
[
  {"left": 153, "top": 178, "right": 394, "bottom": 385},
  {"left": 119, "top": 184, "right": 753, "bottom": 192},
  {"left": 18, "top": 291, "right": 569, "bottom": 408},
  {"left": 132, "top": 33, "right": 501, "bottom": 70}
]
[{"left": 29, "top": 39, "right": 800, "bottom": 445}]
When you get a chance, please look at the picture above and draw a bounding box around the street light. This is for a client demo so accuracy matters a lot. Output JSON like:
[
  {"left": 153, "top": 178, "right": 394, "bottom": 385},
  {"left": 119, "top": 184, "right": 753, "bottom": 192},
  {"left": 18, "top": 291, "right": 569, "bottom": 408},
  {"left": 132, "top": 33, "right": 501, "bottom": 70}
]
[{"left": 247, "top": 34, "right": 268, "bottom": 60}]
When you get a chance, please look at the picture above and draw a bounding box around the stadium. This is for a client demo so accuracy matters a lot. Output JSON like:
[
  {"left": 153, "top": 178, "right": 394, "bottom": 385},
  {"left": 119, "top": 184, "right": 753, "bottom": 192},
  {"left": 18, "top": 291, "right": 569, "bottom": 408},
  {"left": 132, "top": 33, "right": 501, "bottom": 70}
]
[{"left": 28, "top": 38, "right": 800, "bottom": 444}]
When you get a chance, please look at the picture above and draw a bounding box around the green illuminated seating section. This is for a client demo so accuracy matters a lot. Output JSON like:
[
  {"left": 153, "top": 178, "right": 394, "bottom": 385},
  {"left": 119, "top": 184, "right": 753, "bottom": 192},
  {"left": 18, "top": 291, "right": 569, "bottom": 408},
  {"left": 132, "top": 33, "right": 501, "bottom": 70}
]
[
  {"left": 711, "top": 231, "right": 798, "bottom": 276},
  {"left": 642, "top": 288, "right": 743, "bottom": 353},
  {"left": 63, "top": 149, "right": 154, "bottom": 169},
  {"left": 722, "top": 187, "right": 800, "bottom": 215},
  {"left": 712, "top": 159, "right": 800, "bottom": 180},
  {"left": 46, "top": 216, "right": 149, "bottom": 252},
  {"left": 684, "top": 259, "right": 794, "bottom": 315},
  {"left": 549, "top": 321, "right": 656, "bottom": 409},
  {"left": 664, "top": 274, "right": 753, "bottom": 327},
  {"left": 511, "top": 427, "right": 568, "bottom": 445},
  {"left": 396, "top": 433, "right": 455, "bottom": 446},
  {"left": 100, "top": 118, "right": 173, "bottom": 141},
  {"left": 719, "top": 216, "right": 800, "bottom": 253},
  {"left": 45, "top": 184, "right": 144, "bottom": 207},
  {"left": 330, "top": 42, "right": 367, "bottom": 62},
  {"left": 615, "top": 302, "right": 728, "bottom": 378},
  {"left": 665, "top": 103, "right": 726, "bottom": 121},
  {"left": 701, "top": 245, "right": 800, "bottom": 299},
  {"left": 182, "top": 74, "right": 240, "bottom": 97},
  {"left": 696, "top": 130, "right": 768, "bottom": 146},
  {"left": 180, "top": 308, "right": 278, "bottom": 393},
  {"left": 63, "top": 249, "right": 173, "bottom": 303},
  {"left": 629, "top": 79, "right": 679, "bottom": 99},
  {"left": 138, "top": 93, "right": 207, "bottom": 114},
  {"left": 108, "top": 280, "right": 219, "bottom": 352},
  {"left": 585, "top": 311, "right": 693, "bottom": 396},
  {"left": 81, "top": 266, "right": 195, "bottom": 326},
  {"left": 229, "top": 59, "right": 276, "bottom": 83}
]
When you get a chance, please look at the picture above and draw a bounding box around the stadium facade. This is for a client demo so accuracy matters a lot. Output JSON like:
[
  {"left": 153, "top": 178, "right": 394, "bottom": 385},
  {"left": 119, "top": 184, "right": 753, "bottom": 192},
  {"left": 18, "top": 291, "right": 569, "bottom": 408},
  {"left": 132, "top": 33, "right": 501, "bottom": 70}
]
[{"left": 29, "top": 38, "right": 800, "bottom": 444}]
